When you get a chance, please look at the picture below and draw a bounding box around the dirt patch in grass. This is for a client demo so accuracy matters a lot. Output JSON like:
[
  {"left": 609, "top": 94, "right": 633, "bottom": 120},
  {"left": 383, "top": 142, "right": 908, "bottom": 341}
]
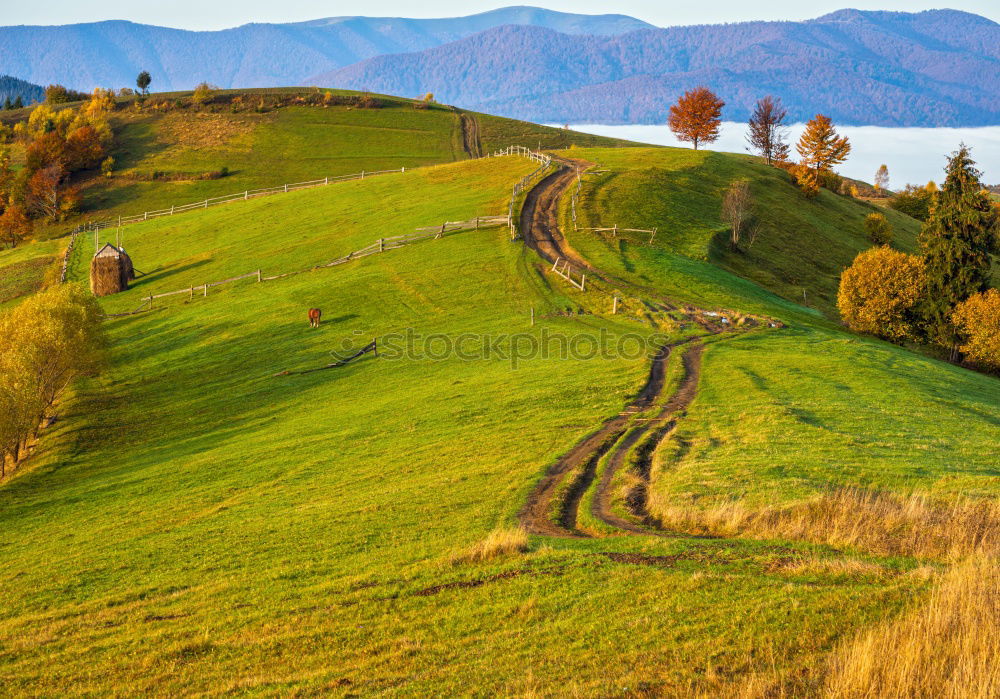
[
  {"left": 0, "top": 256, "right": 54, "bottom": 304},
  {"left": 413, "top": 567, "right": 564, "bottom": 597},
  {"left": 155, "top": 112, "right": 262, "bottom": 154}
]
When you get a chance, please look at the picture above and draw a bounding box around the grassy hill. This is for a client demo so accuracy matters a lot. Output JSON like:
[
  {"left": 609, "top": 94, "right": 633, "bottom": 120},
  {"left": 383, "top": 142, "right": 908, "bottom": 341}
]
[
  {"left": 0, "top": 88, "right": 631, "bottom": 306},
  {"left": 1, "top": 97, "right": 998, "bottom": 694}
]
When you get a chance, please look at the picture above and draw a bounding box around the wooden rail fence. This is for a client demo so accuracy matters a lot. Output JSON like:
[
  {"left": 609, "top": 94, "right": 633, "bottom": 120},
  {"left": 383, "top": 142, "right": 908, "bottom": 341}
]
[
  {"left": 82, "top": 168, "right": 409, "bottom": 237},
  {"left": 127, "top": 214, "right": 512, "bottom": 310}
]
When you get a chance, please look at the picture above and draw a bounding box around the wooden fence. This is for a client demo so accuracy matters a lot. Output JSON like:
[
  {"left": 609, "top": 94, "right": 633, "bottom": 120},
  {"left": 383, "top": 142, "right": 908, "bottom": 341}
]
[
  {"left": 575, "top": 224, "right": 658, "bottom": 244},
  {"left": 128, "top": 214, "right": 512, "bottom": 309},
  {"left": 82, "top": 167, "right": 409, "bottom": 236},
  {"left": 477, "top": 145, "right": 553, "bottom": 238},
  {"left": 551, "top": 256, "right": 586, "bottom": 291}
]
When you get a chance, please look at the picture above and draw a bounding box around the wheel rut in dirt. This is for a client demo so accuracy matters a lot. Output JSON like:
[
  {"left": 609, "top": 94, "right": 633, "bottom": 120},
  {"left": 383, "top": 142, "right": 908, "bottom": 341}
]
[
  {"left": 515, "top": 154, "right": 738, "bottom": 540},
  {"left": 518, "top": 344, "right": 671, "bottom": 537},
  {"left": 458, "top": 112, "right": 483, "bottom": 159}
]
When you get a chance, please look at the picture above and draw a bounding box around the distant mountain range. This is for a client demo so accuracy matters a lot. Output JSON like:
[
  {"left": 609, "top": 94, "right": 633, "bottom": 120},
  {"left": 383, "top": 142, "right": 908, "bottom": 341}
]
[
  {"left": 0, "top": 7, "right": 997, "bottom": 127},
  {"left": 0, "top": 75, "right": 43, "bottom": 105},
  {"left": 319, "top": 9, "right": 1000, "bottom": 127},
  {"left": 0, "top": 8, "right": 650, "bottom": 94}
]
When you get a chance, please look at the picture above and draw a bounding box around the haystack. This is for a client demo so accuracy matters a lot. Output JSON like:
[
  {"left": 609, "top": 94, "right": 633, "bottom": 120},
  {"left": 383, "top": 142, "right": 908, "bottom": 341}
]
[{"left": 90, "top": 243, "right": 134, "bottom": 296}]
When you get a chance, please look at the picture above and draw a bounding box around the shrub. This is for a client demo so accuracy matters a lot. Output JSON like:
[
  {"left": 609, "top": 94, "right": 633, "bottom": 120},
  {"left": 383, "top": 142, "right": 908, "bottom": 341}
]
[
  {"left": 952, "top": 289, "right": 1000, "bottom": 370},
  {"left": 192, "top": 82, "right": 216, "bottom": 106},
  {"left": 864, "top": 212, "right": 893, "bottom": 245},
  {"left": 837, "top": 246, "right": 926, "bottom": 342},
  {"left": 889, "top": 184, "right": 935, "bottom": 221}
]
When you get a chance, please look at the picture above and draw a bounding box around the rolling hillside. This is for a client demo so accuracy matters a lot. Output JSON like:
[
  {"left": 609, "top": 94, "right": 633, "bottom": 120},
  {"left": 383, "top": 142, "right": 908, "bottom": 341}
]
[
  {"left": 1, "top": 97, "right": 998, "bottom": 694},
  {"left": 0, "top": 88, "right": 632, "bottom": 306}
]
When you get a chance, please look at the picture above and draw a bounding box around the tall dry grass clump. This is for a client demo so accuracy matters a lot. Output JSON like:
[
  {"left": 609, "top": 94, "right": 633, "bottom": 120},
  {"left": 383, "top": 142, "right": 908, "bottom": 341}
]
[
  {"left": 451, "top": 527, "right": 529, "bottom": 565},
  {"left": 651, "top": 487, "right": 1000, "bottom": 560},
  {"left": 822, "top": 555, "right": 1000, "bottom": 698}
]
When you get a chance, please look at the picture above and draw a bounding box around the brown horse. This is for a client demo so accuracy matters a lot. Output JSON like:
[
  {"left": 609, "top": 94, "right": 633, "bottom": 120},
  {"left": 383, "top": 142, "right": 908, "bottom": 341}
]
[{"left": 308, "top": 308, "right": 322, "bottom": 328}]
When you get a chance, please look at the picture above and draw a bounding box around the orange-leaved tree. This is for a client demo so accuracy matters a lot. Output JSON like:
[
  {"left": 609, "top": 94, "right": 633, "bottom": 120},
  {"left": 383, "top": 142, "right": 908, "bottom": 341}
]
[
  {"left": 796, "top": 114, "right": 851, "bottom": 196},
  {"left": 668, "top": 87, "right": 725, "bottom": 150},
  {"left": 837, "top": 246, "right": 925, "bottom": 342},
  {"left": 952, "top": 288, "right": 1000, "bottom": 370}
]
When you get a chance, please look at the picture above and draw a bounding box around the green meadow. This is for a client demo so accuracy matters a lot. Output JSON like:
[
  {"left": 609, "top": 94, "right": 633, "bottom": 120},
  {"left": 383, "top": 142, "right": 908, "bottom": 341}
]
[{"left": 0, "top": 97, "right": 998, "bottom": 694}]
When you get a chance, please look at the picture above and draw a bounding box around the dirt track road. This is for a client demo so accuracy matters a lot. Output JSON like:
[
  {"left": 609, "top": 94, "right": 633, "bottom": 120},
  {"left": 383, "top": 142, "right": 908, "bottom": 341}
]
[{"left": 516, "top": 156, "right": 717, "bottom": 537}]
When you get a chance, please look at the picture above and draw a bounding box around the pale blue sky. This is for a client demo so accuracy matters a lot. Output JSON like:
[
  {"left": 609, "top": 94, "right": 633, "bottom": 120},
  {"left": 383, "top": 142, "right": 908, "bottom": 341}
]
[{"left": 2, "top": 1, "right": 997, "bottom": 30}]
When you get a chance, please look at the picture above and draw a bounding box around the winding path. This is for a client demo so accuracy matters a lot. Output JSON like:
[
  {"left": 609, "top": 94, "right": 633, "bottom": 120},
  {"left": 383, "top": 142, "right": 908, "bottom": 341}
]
[{"left": 516, "top": 156, "right": 744, "bottom": 539}]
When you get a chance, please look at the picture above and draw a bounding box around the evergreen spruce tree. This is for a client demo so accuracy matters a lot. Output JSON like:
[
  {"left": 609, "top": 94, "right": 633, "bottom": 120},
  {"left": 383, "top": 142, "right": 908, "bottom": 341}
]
[
  {"left": 12, "top": 96, "right": 22, "bottom": 109},
  {"left": 2, "top": 96, "right": 11, "bottom": 110},
  {"left": 919, "top": 145, "right": 1000, "bottom": 354}
]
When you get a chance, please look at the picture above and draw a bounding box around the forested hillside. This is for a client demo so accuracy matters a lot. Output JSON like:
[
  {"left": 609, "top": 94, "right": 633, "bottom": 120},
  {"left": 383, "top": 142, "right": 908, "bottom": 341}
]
[
  {"left": 321, "top": 9, "right": 1000, "bottom": 127},
  {"left": 0, "top": 76, "right": 43, "bottom": 106},
  {"left": 0, "top": 8, "right": 650, "bottom": 92}
]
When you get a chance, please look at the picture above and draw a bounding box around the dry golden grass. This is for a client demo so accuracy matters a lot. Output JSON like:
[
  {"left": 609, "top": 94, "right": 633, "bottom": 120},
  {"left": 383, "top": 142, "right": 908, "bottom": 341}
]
[
  {"left": 450, "top": 527, "right": 530, "bottom": 565},
  {"left": 822, "top": 555, "right": 1000, "bottom": 698},
  {"left": 651, "top": 487, "right": 1000, "bottom": 560}
]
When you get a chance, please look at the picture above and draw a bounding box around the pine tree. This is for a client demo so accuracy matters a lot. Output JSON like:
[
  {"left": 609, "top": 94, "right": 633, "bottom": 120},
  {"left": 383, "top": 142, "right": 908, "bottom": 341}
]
[
  {"left": 2, "top": 96, "right": 11, "bottom": 111},
  {"left": 12, "top": 95, "right": 23, "bottom": 109},
  {"left": 919, "top": 145, "right": 1000, "bottom": 354}
]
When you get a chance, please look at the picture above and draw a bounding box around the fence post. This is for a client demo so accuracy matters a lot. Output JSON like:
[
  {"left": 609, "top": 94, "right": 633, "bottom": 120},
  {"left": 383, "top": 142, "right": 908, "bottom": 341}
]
[
  {"left": 204, "top": 284, "right": 208, "bottom": 297},
  {"left": 245, "top": 191, "right": 249, "bottom": 200},
  {"left": 581, "top": 274, "right": 586, "bottom": 291},
  {"left": 144, "top": 211, "right": 148, "bottom": 220},
  {"left": 324, "top": 177, "right": 328, "bottom": 186},
  {"left": 204, "top": 200, "right": 208, "bottom": 208},
  {"left": 170, "top": 205, "right": 175, "bottom": 215},
  {"left": 438, "top": 223, "right": 445, "bottom": 239},
  {"left": 551, "top": 257, "right": 561, "bottom": 272},
  {"left": 531, "top": 307, "right": 535, "bottom": 326},
  {"left": 361, "top": 170, "right": 365, "bottom": 179},
  {"left": 402, "top": 166, "right": 405, "bottom": 174},
  {"left": 189, "top": 287, "right": 193, "bottom": 300},
  {"left": 284, "top": 184, "right": 288, "bottom": 193},
  {"left": 613, "top": 224, "right": 618, "bottom": 238},
  {"left": 612, "top": 296, "right": 618, "bottom": 314},
  {"left": 475, "top": 216, "right": 480, "bottom": 230},
  {"left": 379, "top": 238, "right": 384, "bottom": 252},
  {"left": 649, "top": 228, "right": 657, "bottom": 245},
  {"left": 257, "top": 269, "right": 262, "bottom": 282}
]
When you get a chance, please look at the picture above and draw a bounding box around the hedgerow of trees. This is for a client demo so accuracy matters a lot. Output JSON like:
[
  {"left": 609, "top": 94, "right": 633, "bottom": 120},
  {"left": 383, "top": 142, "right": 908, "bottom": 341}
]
[
  {"left": 0, "top": 284, "right": 105, "bottom": 479},
  {"left": 838, "top": 146, "right": 1000, "bottom": 368},
  {"left": 0, "top": 88, "right": 117, "bottom": 242}
]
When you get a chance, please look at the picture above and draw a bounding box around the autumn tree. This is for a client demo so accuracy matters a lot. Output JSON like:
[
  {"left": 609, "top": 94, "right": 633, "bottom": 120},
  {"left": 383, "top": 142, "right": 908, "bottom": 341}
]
[
  {"left": 746, "top": 96, "right": 789, "bottom": 165},
  {"left": 951, "top": 289, "right": 1000, "bottom": 371},
  {"left": 668, "top": 87, "right": 725, "bottom": 150},
  {"left": 919, "top": 146, "right": 1000, "bottom": 352},
  {"left": 889, "top": 185, "right": 936, "bottom": 221},
  {"left": 136, "top": 70, "right": 152, "bottom": 96},
  {"left": 864, "top": 212, "right": 893, "bottom": 246},
  {"left": 192, "top": 82, "right": 216, "bottom": 105},
  {"left": 0, "top": 205, "right": 32, "bottom": 248},
  {"left": 795, "top": 114, "right": 851, "bottom": 196},
  {"left": 0, "top": 284, "right": 106, "bottom": 478},
  {"left": 837, "top": 246, "right": 926, "bottom": 342},
  {"left": 721, "top": 180, "right": 758, "bottom": 251},
  {"left": 874, "top": 164, "right": 890, "bottom": 196},
  {"left": 26, "top": 164, "right": 79, "bottom": 221}
]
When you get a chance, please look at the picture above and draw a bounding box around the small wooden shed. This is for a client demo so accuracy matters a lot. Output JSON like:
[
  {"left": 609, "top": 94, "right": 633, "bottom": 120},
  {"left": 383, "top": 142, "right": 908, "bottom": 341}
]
[{"left": 90, "top": 243, "right": 134, "bottom": 297}]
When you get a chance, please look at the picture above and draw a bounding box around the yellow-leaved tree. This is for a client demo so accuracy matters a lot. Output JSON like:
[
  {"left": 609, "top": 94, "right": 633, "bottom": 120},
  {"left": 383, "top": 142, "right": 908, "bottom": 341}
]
[
  {"left": 837, "top": 246, "right": 925, "bottom": 342},
  {"left": 0, "top": 284, "right": 105, "bottom": 478},
  {"left": 795, "top": 114, "right": 851, "bottom": 197},
  {"left": 952, "top": 289, "right": 1000, "bottom": 370}
]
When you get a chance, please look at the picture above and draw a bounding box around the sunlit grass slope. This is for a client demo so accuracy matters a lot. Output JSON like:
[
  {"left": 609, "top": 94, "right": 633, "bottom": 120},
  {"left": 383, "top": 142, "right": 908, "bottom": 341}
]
[
  {"left": 560, "top": 146, "right": 1000, "bottom": 515},
  {"left": 567, "top": 147, "right": 923, "bottom": 318},
  {"left": 0, "top": 156, "right": 930, "bottom": 695}
]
